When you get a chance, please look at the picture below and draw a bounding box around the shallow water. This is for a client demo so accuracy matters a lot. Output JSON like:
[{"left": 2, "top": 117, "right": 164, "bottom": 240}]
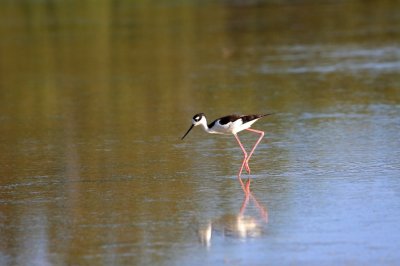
[{"left": 1, "top": 1, "right": 400, "bottom": 265}]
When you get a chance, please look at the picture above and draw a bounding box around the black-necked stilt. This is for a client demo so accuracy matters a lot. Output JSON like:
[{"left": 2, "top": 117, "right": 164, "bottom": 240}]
[{"left": 181, "top": 113, "right": 273, "bottom": 191}]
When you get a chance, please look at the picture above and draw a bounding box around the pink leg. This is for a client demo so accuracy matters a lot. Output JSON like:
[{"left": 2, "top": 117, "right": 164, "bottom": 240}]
[
  {"left": 234, "top": 134, "right": 250, "bottom": 193},
  {"left": 244, "top": 128, "right": 265, "bottom": 174},
  {"left": 234, "top": 133, "right": 251, "bottom": 174},
  {"left": 234, "top": 134, "right": 251, "bottom": 174}
]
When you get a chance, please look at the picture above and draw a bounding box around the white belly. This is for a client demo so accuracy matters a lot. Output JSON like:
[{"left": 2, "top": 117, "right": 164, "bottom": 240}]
[{"left": 209, "top": 119, "right": 258, "bottom": 135}]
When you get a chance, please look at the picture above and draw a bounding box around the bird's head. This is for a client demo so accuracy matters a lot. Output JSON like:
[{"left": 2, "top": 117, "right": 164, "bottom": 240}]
[
  {"left": 192, "top": 113, "right": 205, "bottom": 126},
  {"left": 181, "top": 113, "right": 206, "bottom": 140}
]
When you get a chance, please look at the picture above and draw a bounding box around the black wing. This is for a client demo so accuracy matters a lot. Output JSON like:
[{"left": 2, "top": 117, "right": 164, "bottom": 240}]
[
  {"left": 208, "top": 114, "right": 241, "bottom": 128},
  {"left": 241, "top": 114, "right": 274, "bottom": 123},
  {"left": 208, "top": 113, "right": 273, "bottom": 128},
  {"left": 240, "top": 114, "right": 265, "bottom": 123}
]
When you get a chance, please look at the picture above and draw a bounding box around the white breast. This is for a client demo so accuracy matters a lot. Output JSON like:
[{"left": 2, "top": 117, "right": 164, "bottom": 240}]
[{"left": 209, "top": 120, "right": 233, "bottom": 134}]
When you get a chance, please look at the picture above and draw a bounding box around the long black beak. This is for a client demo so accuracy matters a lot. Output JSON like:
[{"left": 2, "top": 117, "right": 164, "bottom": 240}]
[{"left": 181, "top": 124, "right": 194, "bottom": 140}]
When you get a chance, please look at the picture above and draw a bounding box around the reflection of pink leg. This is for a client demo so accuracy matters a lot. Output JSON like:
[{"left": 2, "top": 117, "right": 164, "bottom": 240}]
[
  {"left": 239, "top": 191, "right": 250, "bottom": 216},
  {"left": 250, "top": 193, "right": 268, "bottom": 222},
  {"left": 245, "top": 179, "right": 251, "bottom": 193},
  {"left": 238, "top": 181, "right": 268, "bottom": 223},
  {"left": 244, "top": 128, "right": 265, "bottom": 173}
]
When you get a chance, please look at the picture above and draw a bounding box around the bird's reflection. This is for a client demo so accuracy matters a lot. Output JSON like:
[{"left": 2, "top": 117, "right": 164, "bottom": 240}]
[{"left": 198, "top": 179, "right": 268, "bottom": 247}]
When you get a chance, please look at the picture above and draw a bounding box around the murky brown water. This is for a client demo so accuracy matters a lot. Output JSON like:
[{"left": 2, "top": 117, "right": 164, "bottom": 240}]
[{"left": 1, "top": 1, "right": 400, "bottom": 265}]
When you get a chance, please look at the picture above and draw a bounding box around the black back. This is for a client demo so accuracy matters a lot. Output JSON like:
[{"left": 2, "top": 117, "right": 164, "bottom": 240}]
[{"left": 208, "top": 114, "right": 270, "bottom": 128}]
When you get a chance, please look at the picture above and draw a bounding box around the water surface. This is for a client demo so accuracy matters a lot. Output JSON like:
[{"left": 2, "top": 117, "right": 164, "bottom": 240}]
[{"left": 1, "top": 1, "right": 400, "bottom": 265}]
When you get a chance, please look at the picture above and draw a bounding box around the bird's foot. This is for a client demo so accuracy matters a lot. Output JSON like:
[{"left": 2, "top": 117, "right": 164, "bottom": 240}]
[{"left": 245, "top": 163, "right": 251, "bottom": 174}]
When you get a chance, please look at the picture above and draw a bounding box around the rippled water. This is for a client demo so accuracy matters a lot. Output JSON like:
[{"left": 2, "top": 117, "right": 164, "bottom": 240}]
[
  {"left": 259, "top": 46, "right": 400, "bottom": 74},
  {"left": 1, "top": 1, "right": 400, "bottom": 265}
]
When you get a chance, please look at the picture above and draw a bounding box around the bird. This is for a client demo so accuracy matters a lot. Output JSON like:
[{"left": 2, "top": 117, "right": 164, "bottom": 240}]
[{"left": 181, "top": 113, "right": 273, "bottom": 191}]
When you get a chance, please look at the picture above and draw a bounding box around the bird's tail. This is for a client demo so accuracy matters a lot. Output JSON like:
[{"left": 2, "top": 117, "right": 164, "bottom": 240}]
[{"left": 262, "top": 113, "right": 275, "bottom": 117}]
